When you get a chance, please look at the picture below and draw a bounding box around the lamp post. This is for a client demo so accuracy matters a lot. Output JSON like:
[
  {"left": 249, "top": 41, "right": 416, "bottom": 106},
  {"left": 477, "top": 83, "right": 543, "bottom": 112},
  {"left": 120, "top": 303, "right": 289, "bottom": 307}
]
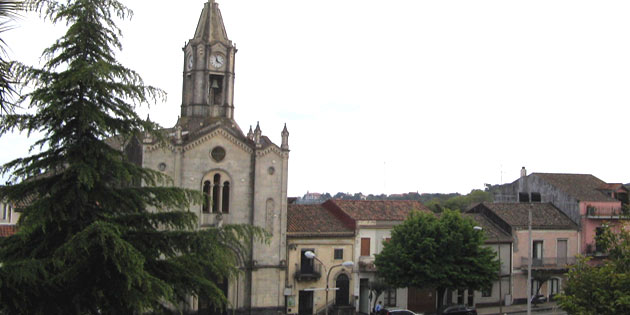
[{"left": 304, "top": 251, "right": 354, "bottom": 315}]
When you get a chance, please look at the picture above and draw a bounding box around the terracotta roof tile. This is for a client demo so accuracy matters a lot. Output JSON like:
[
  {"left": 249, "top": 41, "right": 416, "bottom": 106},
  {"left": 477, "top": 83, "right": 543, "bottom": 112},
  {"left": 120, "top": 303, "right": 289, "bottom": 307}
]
[
  {"left": 474, "top": 202, "right": 578, "bottom": 230},
  {"left": 0, "top": 225, "right": 17, "bottom": 237},
  {"left": 326, "top": 199, "right": 430, "bottom": 221},
  {"left": 533, "top": 173, "right": 617, "bottom": 202},
  {"left": 287, "top": 204, "right": 354, "bottom": 236}
]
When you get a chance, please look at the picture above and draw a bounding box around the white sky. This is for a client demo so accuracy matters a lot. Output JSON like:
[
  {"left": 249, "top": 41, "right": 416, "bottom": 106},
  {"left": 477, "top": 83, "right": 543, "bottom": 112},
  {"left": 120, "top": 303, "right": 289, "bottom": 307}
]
[{"left": 2, "top": 0, "right": 630, "bottom": 197}]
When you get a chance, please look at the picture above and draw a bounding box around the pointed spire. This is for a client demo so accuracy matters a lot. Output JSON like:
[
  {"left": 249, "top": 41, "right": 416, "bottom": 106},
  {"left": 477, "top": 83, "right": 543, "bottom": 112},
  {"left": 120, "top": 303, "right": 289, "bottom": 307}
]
[
  {"left": 254, "top": 122, "right": 262, "bottom": 147},
  {"left": 281, "top": 123, "right": 289, "bottom": 150},
  {"left": 247, "top": 125, "right": 254, "bottom": 140},
  {"left": 194, "top": 0, "right": 229, "bottom": 43}
]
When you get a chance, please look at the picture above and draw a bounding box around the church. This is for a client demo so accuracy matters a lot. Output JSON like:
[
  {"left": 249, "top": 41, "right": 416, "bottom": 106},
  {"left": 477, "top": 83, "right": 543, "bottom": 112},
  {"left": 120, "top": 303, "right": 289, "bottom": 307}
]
[{"left": 140, "top": 1, "right": 289, "bottom": 314}]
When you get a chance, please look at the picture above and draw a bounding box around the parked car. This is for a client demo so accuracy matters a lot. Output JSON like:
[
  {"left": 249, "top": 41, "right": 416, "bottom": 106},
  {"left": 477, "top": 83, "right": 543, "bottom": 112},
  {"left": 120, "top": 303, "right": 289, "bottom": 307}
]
[
  {"left": 436, "top": 304, "right": 477, "bottom": 315},
  {"left": 381, "top": 308, "right": 423, "bottom": 315}
]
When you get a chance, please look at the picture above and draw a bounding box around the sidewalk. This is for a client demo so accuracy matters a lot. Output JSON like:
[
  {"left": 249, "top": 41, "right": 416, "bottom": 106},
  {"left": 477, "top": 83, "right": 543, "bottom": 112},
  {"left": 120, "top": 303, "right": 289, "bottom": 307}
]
[{"left": 476, "top": 301, "right": 561, "bottom": 315}]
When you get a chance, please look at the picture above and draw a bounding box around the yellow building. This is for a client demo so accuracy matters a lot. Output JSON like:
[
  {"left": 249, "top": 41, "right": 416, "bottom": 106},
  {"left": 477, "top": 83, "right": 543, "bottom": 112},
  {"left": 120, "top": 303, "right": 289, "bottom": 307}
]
[{"left": 286, "top": 203, "right": 356, "bottom": 315}]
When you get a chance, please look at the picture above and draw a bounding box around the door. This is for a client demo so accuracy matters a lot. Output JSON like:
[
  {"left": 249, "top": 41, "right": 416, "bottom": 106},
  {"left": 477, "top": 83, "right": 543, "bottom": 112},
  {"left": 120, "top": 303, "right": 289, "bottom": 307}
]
[
  {"left": 359, "top": 279, "right": 370, "bottom": 314},
  {"left": 407, "top": 287, "right": 436, "bottom": 314},
  {"left": 299, "top": 291, "right": 314, "bottom": 315},
  {"left": 557, "top": 240, "right": 568, "bottom": 265},
  {"left": 335, "top": 274, "right": 350, "bottom": 306}
]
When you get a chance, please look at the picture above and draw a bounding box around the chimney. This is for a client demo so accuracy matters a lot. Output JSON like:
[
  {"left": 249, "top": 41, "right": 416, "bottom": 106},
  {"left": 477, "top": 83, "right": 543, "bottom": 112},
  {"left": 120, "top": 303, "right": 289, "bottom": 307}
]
[{"left": 521, "top": 166, "right": 527, "bottom": 178}]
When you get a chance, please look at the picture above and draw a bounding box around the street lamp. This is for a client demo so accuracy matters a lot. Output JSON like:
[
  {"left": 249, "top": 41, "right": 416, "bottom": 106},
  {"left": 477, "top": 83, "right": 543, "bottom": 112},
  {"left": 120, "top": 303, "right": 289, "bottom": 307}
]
[{"left": 304, "top": 251, "right": 355, "bottom": 315}]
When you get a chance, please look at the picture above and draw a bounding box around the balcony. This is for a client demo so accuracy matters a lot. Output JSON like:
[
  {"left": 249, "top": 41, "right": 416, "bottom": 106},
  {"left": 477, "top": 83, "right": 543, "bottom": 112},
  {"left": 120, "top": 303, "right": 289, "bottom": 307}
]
[
  {"left": 294, "top": 262, "right": 322, "bottom": 282},
  {"left": 520, "top": 257, "right": 576, "bottom": 270},
  {"left": 586, "top": 206, "right": 629, "bottom": 219}
]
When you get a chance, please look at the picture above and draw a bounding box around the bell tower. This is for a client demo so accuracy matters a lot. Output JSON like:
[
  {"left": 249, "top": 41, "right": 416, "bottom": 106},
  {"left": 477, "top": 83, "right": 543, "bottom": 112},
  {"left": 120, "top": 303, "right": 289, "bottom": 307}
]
[{"left": 181, "top": 0, "right": 236, "bottom": 120}]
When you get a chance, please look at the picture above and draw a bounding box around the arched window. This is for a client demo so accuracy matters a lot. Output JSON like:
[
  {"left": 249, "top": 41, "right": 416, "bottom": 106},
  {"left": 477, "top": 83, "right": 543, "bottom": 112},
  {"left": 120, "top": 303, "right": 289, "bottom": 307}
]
[
  {"left": 202, "top": 181, "right": 211, "bottom": 213},
  {"left": 212, "top": 174, "right": 221, "bottom": 213},
  {"left": 222, "top": 181, "right": 230, "bottom": 213},
  {"left": 335, "top": 274, "right": 350, "bottom": 306},
  {"left": 201, "top": 172, "right": 231, "bottom": 215}
]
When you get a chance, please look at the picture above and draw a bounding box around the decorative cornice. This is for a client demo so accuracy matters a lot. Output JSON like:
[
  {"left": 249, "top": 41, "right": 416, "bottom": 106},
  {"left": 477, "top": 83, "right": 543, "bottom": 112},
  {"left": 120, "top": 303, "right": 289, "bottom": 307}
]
[
  {"left": 184, "top": 128, "right": 253, "bottom": 154},
  {"left": 144, "top": 128, "right": 253, "bottom": 154},
  {"left": 256, "top": 144, "right": 284, "bottom": 157}
]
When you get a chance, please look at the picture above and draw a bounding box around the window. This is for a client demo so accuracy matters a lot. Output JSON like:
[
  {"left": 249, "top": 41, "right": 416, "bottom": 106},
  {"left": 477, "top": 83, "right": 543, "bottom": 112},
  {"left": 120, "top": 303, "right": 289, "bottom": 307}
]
[
  {"left": 482, "top": 285, "right": 492, "bottom": 297},
  {"left": 549, "top": 278, "right": 559, "bottom": 297},
  {"left": 533, "top": 241, "right": 543, "bottom": 266},
  {"left": 457, "top": 289, "right": 464, "bottom": 305},
  {"left": 202, "top": 181, "right": 211, "bottom": 213},
  {"left": 360, "top": 238, "right": 370, "bottom": 256},
  {"left": 334, "top": 249, "right": 343, "bottom": 260},
  {"left": 384, "top": 289, "right": 396, "bottom": 306},
  {"left": 519, "top": 192, "right": 530, "bottom": 202},
  {"left": 531, "top": 192, "right": 541, "bottom": 202},
  {"left": 532, "top": 280, "right": 540, "bottom": 295},
  {"left": 222, "top": 181, "right": 230, "bottom": 213},
  {"left": 1, "top": 203, "right": 11, "bottom": 221},
  {"left": 212, "top": 174, "right": 221, "bottom": 213},
  {"left": 595, "top": 226, "right": 606, "bottom": 252},
  {"left": 202, "top": 172, "right": 231, "bottom": 214},
  {"left": 300, "top": 249, "right": 315, "bottom": 274}
]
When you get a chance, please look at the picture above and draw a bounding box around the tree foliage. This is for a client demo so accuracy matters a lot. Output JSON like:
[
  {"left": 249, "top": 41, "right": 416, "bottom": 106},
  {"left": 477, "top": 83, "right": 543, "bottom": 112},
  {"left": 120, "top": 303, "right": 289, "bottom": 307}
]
[
  {"left": 0, "top": 0, "right": 266, "bottom": 314},
  {"left": 0, "top": 0, "right": 23, "bottom": 114},
  {"left": 425, "top": 190, "right": 492, "bottom": 213},
  {"left": 374, "top": 210, "right": 499, "bottom": 306},
  {"left": 556, "top": 225, "right": 630, "bottom": 315}
]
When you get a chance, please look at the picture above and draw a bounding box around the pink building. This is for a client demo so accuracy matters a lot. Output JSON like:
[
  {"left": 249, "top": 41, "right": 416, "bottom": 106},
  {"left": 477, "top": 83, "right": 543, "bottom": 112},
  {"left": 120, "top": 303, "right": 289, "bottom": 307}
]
[
  {"left": 468, "top": 202, "right": 579, "bottom": 305},
  {"left": 494, "top": 169, "right": 629, "bottom": 259}
]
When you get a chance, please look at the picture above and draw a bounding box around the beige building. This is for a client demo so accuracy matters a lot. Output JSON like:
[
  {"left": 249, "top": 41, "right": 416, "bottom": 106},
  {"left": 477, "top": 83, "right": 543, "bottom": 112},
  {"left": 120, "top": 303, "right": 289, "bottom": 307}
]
[
  {"left": 132, "top": 1, "right": 289, "bottom": 314},
  {"left": 286, "top": 203, "right": 356, "bottom": 315},
  {"left": 320, "top": 200, "right": 432, "bottom": 315}
]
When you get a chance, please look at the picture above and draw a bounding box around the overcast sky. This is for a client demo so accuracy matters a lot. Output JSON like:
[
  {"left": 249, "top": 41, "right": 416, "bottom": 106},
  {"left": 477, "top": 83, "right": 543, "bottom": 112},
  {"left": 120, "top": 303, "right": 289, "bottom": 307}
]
[{"left": 2, "top": 0, "right": 630, "bottom": 197}]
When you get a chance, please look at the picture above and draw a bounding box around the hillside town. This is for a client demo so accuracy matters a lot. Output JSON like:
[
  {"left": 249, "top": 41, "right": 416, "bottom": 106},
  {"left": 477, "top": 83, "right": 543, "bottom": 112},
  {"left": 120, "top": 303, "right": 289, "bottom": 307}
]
[{"left": 0, "top": 1, "right": 629, "bottom": 315}]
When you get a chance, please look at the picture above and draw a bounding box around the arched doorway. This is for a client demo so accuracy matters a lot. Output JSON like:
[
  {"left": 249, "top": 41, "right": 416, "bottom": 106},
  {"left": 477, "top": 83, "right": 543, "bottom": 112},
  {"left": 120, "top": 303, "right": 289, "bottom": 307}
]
[{"left": 335, "top": 274, "right": 350, "bottom": 306}]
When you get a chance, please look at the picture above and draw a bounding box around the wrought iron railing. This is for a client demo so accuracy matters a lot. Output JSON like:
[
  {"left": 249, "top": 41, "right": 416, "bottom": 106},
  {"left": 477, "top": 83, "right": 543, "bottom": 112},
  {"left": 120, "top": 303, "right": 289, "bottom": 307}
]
[
  {"left": 520, "top": 256, "right": 576, "bottom": 269},
  {"left": 294, "top": 262, "right": 322, "bottom": 281}
]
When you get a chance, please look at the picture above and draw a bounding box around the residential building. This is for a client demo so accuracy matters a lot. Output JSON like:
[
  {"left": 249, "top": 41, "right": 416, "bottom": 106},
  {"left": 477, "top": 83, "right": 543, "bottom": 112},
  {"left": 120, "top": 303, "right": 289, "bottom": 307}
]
[
  {"left": 286, "top": 204, "right": 356, "bottom": 315},
  {"left": 462, "top": 213, "right": 512, "bottom": 308},
  {"left": 494, "top": 168, "right": 628, "bottom": 257},
  {"left": 0, "top": 199, "right": 17, "bottom": 237},
  {"left": 468, "top": 202, "right": 579, "bottom": 304},
  {"left": 321, "top": 200, "right": 432, "bottom": 315}
]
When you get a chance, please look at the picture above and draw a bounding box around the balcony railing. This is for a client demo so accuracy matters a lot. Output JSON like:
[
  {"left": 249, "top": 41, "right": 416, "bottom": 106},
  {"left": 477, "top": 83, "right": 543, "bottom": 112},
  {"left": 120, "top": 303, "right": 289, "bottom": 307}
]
[
  {"left": 294, "top": 262, "right": 322, "bottom": 282},
  {"left": 520, "top": 257, "right": 576, "bottom": 270},
  {"left": 586, "top": 206, "right": 629, "bottom": 219}
]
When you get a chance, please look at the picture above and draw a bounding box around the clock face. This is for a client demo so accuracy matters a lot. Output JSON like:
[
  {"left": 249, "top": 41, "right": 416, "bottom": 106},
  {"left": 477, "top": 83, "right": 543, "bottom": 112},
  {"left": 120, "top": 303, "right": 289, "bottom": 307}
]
[
  {"left": 210, "top": 53, "right": 225, "bottom": 68},
  {"left": 187, "top": 55, "right": 193, "bottom": 70}
]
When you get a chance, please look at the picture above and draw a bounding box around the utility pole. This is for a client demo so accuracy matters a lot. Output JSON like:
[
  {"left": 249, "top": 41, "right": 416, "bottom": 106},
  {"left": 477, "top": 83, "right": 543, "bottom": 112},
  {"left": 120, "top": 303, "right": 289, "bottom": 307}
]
[{"left": 527, "top": 205, "right": 532, "bottom": 315}]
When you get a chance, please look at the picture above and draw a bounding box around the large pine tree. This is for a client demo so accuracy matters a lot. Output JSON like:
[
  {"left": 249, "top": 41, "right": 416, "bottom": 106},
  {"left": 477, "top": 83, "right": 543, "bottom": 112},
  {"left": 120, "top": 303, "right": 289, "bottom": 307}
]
[{"left": 0, "top": 0, "right": 265, "bottom": 313}]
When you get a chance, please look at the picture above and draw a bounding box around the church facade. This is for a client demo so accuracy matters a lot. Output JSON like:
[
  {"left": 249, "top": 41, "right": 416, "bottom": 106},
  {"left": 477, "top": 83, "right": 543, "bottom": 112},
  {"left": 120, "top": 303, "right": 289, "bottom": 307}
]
[{"left": 140, "top": 1, "right": 289, "bottom": 314}]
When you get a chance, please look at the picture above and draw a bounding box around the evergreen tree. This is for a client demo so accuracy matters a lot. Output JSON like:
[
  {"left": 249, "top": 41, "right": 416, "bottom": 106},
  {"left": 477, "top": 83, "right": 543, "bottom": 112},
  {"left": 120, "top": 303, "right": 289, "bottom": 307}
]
[
  {"left": 0, "top": 0, "right": 23, "bottom": 114},
  {"left": 0, "top": 0, "right": 265, "bottom": 313}
]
